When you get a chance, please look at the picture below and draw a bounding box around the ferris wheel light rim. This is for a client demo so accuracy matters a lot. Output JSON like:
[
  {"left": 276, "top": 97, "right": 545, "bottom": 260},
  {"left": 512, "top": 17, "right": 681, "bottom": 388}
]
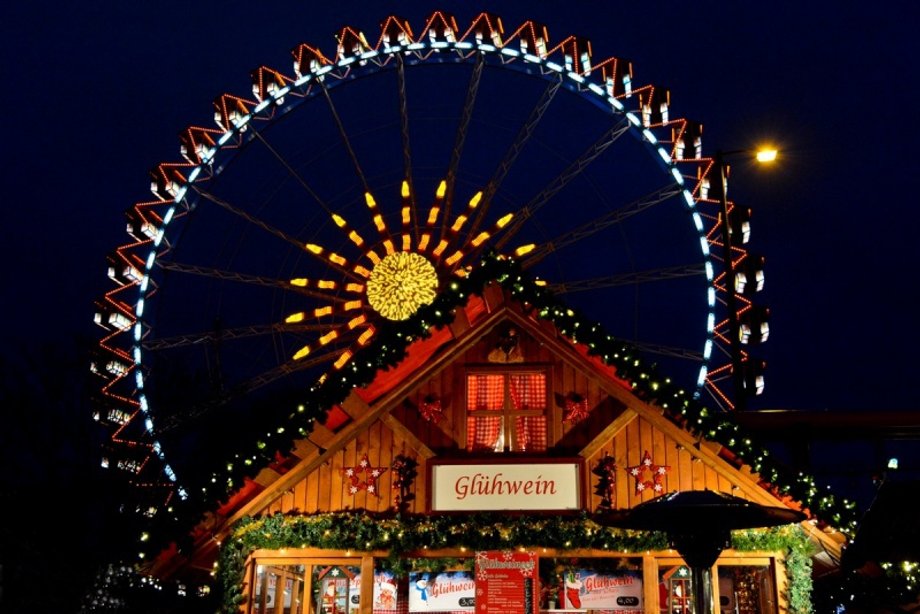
[{"left": 127, "top": 33, "right": 720, "bottom": 491}]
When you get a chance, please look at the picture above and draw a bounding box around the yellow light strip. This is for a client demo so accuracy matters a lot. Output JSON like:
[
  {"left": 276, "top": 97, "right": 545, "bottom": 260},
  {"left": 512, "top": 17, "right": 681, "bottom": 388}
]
[
  {"left": 432, "top": 239, "right": 449, "bottom": 257},
  {"left": 471, "top": 231, "right": 490, "bottom": 247},
  {"left": 445, "top": 250, "right": 464, "bottom": 266},
  {"left": 285, "top": 312, "right": 305, "bottom": 324},
  {"left": 427, "top": 205, "right": 440, "bottom": 226},
  {"left": 347, "top": 230, "right": 365, "bottom": 248},
  {"left": 358, "top": 326, "right": 376, "bottom": 346},
  {"left": 334, "top": 350, "right": 353, "bottom": 370},
  {"left": 354, "top": 265, "right": 371, "bottom": 278},
  {"left": 513, "top": 244, "right": 536, "bottom": 257},
  {"left": 450, "top": 191, "right": 482, "bottom": 234}
]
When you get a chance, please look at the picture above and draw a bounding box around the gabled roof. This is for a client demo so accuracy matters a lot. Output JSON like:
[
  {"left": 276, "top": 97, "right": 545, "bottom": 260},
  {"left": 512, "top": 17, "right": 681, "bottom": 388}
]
[{"left": 156, "top": 280, "right": 846, "bottom": 577}]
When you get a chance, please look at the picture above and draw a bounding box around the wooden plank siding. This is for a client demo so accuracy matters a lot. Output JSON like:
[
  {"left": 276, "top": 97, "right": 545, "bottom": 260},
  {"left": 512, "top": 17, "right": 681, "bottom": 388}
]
[
  {"left": 252, "top": 323, "right": 766, "bottom": 521},
  {"left": 182, "top": 297, "right": 843, "bottom": 588},
  {"left": 149, "top": 295, "right": 855, "bottom": 614},
  {"left": 253, "top": 420, "right": 428, "bottom": 516}
]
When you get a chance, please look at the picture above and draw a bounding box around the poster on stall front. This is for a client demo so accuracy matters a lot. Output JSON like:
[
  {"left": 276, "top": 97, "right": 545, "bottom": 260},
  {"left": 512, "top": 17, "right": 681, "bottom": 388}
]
[
  {"left": 561, "top": 570, "right": 643, "bottom": 612},
  {"left": 347, "top": 571, "right": 399, "bottom": 612},
  {"left": 408, "top": 571, "right": 476, "bottom": 612},
  {"left": 475, "top": 550, "right": 538, "bottom": 614}
]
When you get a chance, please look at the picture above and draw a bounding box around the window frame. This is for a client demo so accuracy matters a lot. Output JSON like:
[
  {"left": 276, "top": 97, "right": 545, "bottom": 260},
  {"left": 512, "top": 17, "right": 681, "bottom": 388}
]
[{"left": 464, "top": 364, "right": 551, "bottom": 453}]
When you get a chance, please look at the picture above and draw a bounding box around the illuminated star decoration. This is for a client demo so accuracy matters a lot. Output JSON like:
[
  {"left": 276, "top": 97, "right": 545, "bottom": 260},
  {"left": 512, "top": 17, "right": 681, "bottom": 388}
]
[
  {"left": 627, "top": 450, "right": 670, "bottom": 495},
  {"left": 563, "top": 392, "right": 589, "bottom": 424},
  {"left": 284, "top": 180, "right": 520, "bottom": 375},
  {"left": 342, "top": 453, "right": 387, "bottom": 497}
]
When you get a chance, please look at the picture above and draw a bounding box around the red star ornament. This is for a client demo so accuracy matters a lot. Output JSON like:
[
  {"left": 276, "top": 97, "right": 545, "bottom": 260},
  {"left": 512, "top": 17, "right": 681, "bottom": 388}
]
[
  {"left": 342, "top": 453, "right": 387, "bottom": 498},
  {"left": 626, "top": 450, "right": 670, "bottom": 495}
]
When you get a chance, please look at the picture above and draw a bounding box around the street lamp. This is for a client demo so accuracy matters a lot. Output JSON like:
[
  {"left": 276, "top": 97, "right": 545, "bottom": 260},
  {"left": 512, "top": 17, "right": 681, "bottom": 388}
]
[{"left": 714, "top": 147, "right": 776, "bottom": 411}]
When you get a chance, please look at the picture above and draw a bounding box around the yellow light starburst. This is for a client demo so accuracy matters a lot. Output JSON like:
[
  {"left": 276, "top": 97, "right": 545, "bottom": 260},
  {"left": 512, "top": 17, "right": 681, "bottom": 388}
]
[
  {"left": 365, "top": 251, "right": 438, "bottom": 321},
  {"left": 286, "top": 179, "right": 516, "bottom": 368}
]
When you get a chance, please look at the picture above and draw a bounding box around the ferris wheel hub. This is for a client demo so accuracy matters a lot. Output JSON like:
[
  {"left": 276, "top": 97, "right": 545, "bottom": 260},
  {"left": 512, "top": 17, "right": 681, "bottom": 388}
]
[{"left": 366, "top": 251, "right": 438, "bottom": 320}]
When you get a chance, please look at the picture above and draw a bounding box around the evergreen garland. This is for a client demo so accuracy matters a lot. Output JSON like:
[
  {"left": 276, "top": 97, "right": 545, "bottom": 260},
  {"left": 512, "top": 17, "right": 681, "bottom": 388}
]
[
  {"left": 217, "top": 512, "right": 814, "bottom": 613},
  {"left": 130, "top": 254, "right": 858, "bottom": 607}
]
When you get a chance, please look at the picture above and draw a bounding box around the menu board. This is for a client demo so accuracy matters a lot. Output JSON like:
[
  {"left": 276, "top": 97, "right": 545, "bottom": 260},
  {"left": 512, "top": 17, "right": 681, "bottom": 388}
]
[
  {"left": 407, "top": 571, "right": 476, "bottom": 612},
  {"left": 474, "top": 551, "right": 538, "bottom": 614},
  {"left": 561, "top": 570, "right": 643, "bottom": 612}
]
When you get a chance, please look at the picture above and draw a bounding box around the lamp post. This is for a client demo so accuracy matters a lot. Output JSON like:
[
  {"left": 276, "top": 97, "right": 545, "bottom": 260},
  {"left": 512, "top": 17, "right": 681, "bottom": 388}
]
[{"left": 714, "top": 148, "right": 776, "bottom": 410}]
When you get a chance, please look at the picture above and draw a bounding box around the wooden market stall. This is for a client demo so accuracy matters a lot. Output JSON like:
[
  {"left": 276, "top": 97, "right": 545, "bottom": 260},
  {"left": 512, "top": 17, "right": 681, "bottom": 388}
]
[{"left": 153, "top": 285, "right": 845, "bottom": 613}]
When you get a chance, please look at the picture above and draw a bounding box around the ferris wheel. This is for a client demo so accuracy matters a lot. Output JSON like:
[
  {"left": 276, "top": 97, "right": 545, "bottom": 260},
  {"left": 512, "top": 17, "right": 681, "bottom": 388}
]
[{"left": 91, "top": 12, "right": 765, "bottom": 512}]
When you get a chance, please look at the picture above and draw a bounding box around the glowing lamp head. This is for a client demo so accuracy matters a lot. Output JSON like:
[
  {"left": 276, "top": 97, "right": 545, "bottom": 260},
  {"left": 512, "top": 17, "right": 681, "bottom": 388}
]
[
  {"left": 366, "top": 252, "right": 438, "bottom": 320},
  {"left": 755, "top": 148, "right": 778, "bottom": 163}
]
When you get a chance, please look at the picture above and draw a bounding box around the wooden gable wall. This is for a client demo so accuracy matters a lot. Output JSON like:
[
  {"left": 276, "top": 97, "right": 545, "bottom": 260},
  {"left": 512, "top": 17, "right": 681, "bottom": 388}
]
[{"left": 251, "top": 320, "right": 765, "bottom": 520}]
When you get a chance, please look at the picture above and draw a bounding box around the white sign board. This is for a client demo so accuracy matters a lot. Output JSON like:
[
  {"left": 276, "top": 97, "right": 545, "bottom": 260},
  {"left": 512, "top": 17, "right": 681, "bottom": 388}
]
[
  {"left": 431, "top": 462, "right": 580, "bottom": 511},
  {"left": 408, "top": 572, "right": 476, "bottom": 611}
]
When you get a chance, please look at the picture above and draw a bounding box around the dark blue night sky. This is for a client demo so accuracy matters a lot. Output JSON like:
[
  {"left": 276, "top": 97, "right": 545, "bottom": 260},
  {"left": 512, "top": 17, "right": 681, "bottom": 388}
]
[
  {"left": 3, "top": 1, "right": 915, "bottom": 411},
  {"left": 0, "top": 2, "right": 917, "bottom": 610}
]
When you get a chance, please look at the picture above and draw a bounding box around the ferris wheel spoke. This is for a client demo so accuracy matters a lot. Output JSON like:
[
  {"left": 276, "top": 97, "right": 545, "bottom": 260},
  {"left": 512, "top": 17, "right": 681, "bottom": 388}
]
[
  {"left": 520, "top": 184, "right": 684, "bottom": 268},
  {"left": 155, "top": 348, "right": 345, "bottom": 433},
  {"left": 249, "top": 128, "right": 334, "bottom": 216},
  {"left": 192, "top": 186, "right": 364, "bottom": 283},
  {"left": 630, "top": 341, "right": 704, "bottom": 362},
  {"left": 142, "top": 322, "right": 345, "bottom": 351},
  {"left": 442, "top": 52, "right": 485, "bottom": 224},
  {"left": 396, "top": 55, "right": 420, "bottom": 243},
  {"left": 319, "top": 80, "right": 371, "bottom": 194},
  {"left": 492, "top": 118, "right": 631, "bottom": 251},
  {"left": 156, "top": 260, "right": 349, "bottom": 303},
  {"left": 193, "top": 186, "right": 306, "bottom": 249},
  {"left": 467, "top": 76, "right": 563, "bottom": 240},
  {"left": 547, "top": 264, "right": 705, "bottom": 294}
]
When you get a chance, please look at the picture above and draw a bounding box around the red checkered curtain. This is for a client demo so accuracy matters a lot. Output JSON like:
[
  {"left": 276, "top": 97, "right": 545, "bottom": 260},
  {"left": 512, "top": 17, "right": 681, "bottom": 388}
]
[
  {"left": 514, "top": 416, "right": 547, "bottom": 452},
  {"left": 467, "top": 374, "right": 504, "bottom": 410},
  {"left": 467, "top": 374, "right": 504, "bottom": 451},
  {"left": 467, "top": 416, "right": 502, "bottom": 451},
  {"left": 509, "top": 373, "right": 546, "bottom": 451},
  {"left": 508, "top": 373, "right": 546, "bottom": 410}
]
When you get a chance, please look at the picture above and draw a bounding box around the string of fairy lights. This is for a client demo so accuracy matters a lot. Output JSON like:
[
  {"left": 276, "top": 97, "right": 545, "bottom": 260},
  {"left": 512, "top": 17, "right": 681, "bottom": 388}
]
[
  {"left": 122, "top": 255, "right": 858, "bottom": 568},
  {"left": 215, "top": 512, "right": 815, "bottom": 613}
]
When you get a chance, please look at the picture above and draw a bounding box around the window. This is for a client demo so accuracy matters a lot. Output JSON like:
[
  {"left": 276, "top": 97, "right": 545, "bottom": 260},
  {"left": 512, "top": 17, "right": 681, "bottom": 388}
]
[{"left": 466, "top": 370, "right": 547, "bottom": 452}]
